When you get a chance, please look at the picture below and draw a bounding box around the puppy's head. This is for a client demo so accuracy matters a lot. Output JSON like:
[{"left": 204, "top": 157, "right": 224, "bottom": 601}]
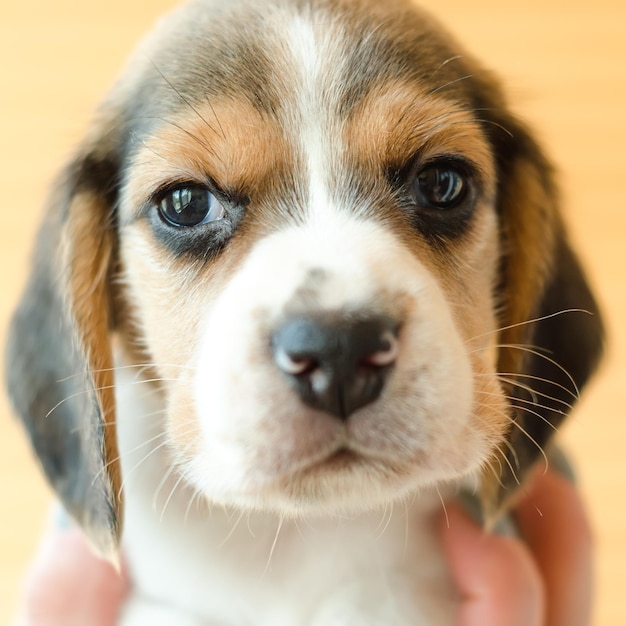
[{"left": 6, "top": 0, "right": 603, "bottom": 554}]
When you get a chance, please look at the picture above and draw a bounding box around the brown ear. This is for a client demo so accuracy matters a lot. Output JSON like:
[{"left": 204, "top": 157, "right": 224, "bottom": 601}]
[
  {"left": 479, "top": 109, "right": 605, "bottom": 517},
  {"left": 5, "top": 142, "right": 123, "bottom": 556}
]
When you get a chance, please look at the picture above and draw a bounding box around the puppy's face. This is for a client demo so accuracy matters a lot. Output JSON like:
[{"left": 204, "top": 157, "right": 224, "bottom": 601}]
[
  {"left": 6, "top": 0, "right": 603, "bottom": 552},
  {"left": 118, "top": 0, "right": 504, "bottom": 513}
]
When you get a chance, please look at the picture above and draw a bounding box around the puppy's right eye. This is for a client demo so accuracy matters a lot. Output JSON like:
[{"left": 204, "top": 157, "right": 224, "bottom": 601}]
[{"left": 157, "top": 185, "right": 226, "bottom": 227}]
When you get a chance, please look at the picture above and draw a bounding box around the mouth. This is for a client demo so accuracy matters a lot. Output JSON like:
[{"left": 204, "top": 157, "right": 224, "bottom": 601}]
[
  {"left": 324, "top": 445, "right": 357, "bottom": 461},
  {"left": 270, "top": 440, "right": 419, "bottom": 489},
  {"left": 267, "top": 444, "right": 367, "bottom": 486},
  {"left": 307, "top": 446, "right": 362, "bottom": 472},
  {"left": 288, "top": 444, "right": 408, "bottom": 489}
]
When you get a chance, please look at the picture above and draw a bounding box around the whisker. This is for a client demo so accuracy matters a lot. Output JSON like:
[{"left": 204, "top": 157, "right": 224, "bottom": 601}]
[
  {"left": 376, "top": 504, "right": 394, "bottom": 538},
  {"left": 401, "top": 109, "right": 465, "bottom": 136},
  {"left": 147, "top": 58, "right": 225, "bottom": 144},
  {"left": 500, "top": 439, "right": 520, "bottom": 472},
  {"left": 431, "top": 54, "right": 463, "bottom": 76},
  {"left": 493, "top": 442, "right": 520, "bottom": 486},
  {"left": 504, "top": 416, "right": 549, "bottom": 473},
  {"left": 466, "top": 341, "right": 547, "bottom": 356},
  {"left": 264, "top": 516, "right": 285, "bottom": 575},
  {"left": 497, "top": 372, "right": 579, "bottom": 403},
  {"left": 428, "top": 73, "right": 476, "bottom": 96},
  {"left": 474, "top": 388, "right": 569, "bottom": 419},
  {"left": 205, "top": 97, "right": 226, "bottom": 140},
  {"left": 184, "top": 488, "right": 204, "bottom": 525},
  {"left": 92, "top": 431, "right": 168, "bottom": 487},
  {"left": 483, "top": 451, "right": 507, "bottom": 489},
  {"left": 44, "top": 377, "right": 187, "bottom": 419},
  {"left": 218, "top": 510, "right": 246, "bottom": 549},
  {"left": 292, "top": 518, "right": 306, "bottom": 541},
  {"left": 473, "top": 117, "right": 514, "bottom": 138},
  {"left": 466, "top": 309, "right": 593, "bottom": 345},
  {"left": 128, "top": 129, "right": 217, "bottom": 177},
  {"left": 502, "top": 377, "right": 539, "bottom": 405},
  {"left": 118, "top": 439, "right": 171, "bottom": 500},
  {"left": 160, "top": 473, "right": 187, "bottom": 522},
  {"left": 435, "top": 486, "right": 449, "bottom": 529},
  {"left": 102, "top": 406, "right": 173, "bottom": 427},
  {"left": 508, "top": 404, "right": 560, "bottom": 431},
  {"left": 422, "top": 117, "right": 514, "bottom": 140},
  {"left": 477, "top": 370, "right": 579, "bottom": 404},
  {"left": 403, "top": 502, "right": 410, "bottom": 557},
  {"left": 152, "top": 465, "right": 175, "bottom": 512},
  {"left": 404, "top": 116, "right": 483, "bottom": 145},
  {"left": 496, "top": 344, "right": 580, "bottom": 398},
  {"left": 246, "top": 513, "right": 257, "bottom": 539}
]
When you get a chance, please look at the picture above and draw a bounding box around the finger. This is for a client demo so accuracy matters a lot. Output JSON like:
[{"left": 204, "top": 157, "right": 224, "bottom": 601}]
[
  {"left": 515, "top": 469, "right": 594, "bottom": 626},
  {"left": 439, "top": 503, "right": 544, "bottom": 626},
  {"left": 17, "top": 518, "right": 128, "bottom": 626}
]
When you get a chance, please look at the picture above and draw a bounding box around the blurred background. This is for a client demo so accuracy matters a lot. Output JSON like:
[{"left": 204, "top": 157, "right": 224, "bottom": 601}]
[{"left": 1, "top": 0, "right": 624, "bottom": 623}]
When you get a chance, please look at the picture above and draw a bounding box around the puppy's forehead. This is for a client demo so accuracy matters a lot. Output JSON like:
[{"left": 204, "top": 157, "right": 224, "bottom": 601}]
[
  {"left": 121, "top": 0, "right": 494, "bottom": 213},
  {"left": 127, "top": 0, "right": 475, "bottom": 129}
]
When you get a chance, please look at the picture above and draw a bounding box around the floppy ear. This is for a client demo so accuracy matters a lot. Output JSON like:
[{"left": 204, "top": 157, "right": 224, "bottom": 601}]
[
  {"left": 5, "top": 132, "right": 123, "bottom": 556},
  {"left": 479, "top": 108, "right": 605, "bottom": 517}
]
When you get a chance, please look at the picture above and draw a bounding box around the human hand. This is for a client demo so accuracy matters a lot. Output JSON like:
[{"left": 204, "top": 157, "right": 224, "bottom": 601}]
[
  {"left": 15, "top": 514, "right": 128, "bottom": 626},
  {"left": 440, "top": 469, "right": 593, "bottom": 626}
]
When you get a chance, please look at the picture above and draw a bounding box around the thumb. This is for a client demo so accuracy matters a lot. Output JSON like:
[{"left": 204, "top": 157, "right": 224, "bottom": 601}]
[
  {"left": 16, "top": 512, "right": 128, "bottom": 626},
  {"left": 439, "top": 503, "right": 544, "bottom": 626}
]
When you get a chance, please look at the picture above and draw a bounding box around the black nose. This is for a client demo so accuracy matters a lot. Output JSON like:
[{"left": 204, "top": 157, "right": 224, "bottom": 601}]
[{"left": 272, "top": 315, "right": 399, "bottom": 420}]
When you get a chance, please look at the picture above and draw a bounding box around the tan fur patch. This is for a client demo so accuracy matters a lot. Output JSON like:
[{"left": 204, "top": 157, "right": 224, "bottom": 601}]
[
  {"left": 126, "top": 99, "right": 292, "bottom": 215},
  {"left": 62, "top": 192, "right": 122, "bottom": 548},
  {"left": 344, "top": 80, "right": 495, "bottom": 180}
]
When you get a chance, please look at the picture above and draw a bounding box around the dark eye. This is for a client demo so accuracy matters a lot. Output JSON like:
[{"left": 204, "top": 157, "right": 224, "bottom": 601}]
[
  {"left": 412, "top": 164, "right": 467, "bottom": 210},
  {"left": 157, "top": 185, "right": 226, "bottom": 227}
]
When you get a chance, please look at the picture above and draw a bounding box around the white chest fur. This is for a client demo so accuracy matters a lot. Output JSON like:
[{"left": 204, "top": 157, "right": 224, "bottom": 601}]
[{"left": 115, "top": 369, "right": 457, "bottom": 625}]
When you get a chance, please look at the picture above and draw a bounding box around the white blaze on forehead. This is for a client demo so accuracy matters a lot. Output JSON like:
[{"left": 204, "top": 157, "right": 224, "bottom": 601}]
[
  {"left": 284, "top": 12, "right": 344, "bottom": 221},
  {"left": 287, "top": 13, "right": 323, "bottom": 93}
]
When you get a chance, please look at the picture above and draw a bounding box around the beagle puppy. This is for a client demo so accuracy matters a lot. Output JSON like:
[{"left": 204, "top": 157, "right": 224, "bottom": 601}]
[{"left": 6, "top": 0, "right": 604, "bottom": 623}]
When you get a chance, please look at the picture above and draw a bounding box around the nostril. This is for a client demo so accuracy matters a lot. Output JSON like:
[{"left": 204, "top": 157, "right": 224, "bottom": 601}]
[
  {"left": 361, "top": 330, "right": 399, "bottom": 367},
  {"left": 274, "top": 346, "right": 318, "bottom": 376},
  {"left": 272, "top": 317, "right": 332, "bottom": 377}
]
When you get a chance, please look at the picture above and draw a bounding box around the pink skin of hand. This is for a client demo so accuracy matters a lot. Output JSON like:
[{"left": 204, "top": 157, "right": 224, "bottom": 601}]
[
  {"left": 439, "top": 469, "right": 593, "bottom": 626},
  {"left": 17, "top": 526, "right": 128, "bottom": 626}
]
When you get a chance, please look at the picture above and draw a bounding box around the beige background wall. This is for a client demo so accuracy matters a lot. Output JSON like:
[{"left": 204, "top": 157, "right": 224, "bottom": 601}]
[{"left": 1, "top": 0, "right": 624, "bottom": 623}]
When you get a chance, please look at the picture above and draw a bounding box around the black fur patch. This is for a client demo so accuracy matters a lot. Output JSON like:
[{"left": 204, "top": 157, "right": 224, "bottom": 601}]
[
  {"left": 503, "top": 236, "right": 604, "bottom": 488},
  {"left": 5, "top": 206, "right": 119, "bottom": 551}
]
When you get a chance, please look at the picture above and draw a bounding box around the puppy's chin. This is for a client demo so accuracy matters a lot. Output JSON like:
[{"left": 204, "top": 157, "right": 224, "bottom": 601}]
[{"left": 175, "top": 434, "right": 488, "bottom": 518}]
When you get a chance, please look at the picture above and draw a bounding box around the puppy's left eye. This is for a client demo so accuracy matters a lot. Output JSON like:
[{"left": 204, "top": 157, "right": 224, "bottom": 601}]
[
  {"left": 412, "top": 164, "right": 467, "bottom": 210},
  {"left": 157, "top": 186, "right": 225, "bottom": 227}
]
